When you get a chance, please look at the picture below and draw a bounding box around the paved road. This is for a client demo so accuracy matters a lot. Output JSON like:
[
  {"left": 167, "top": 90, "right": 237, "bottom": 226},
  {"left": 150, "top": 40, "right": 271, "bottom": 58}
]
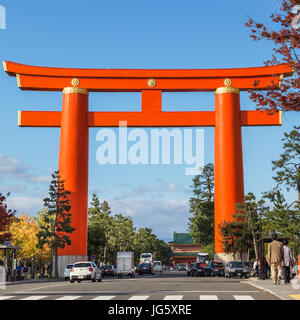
[{"left": 0, "top": 271, "right": 279, "bottom": 300}]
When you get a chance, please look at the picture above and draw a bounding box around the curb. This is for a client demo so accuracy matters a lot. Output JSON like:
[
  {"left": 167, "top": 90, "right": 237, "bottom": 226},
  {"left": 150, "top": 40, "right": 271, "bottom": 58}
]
[
  {"left": 5, "top": 279, "right": 65, "bottom": 286},
  {"left": 240, "top": 280, "right": 287, "bottom": 300}
]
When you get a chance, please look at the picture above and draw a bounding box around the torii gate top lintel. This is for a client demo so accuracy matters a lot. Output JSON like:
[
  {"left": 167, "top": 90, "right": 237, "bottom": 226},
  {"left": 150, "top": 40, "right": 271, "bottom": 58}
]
[{"left": 3, "top": 61, "right": 293, "bottom": 92}]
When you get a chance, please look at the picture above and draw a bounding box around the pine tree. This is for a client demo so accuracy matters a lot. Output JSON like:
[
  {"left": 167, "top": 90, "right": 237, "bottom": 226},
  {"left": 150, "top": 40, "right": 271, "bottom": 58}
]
[
  {"left": 188, "top": 163, "right": 214, "bottom": 246},
  {"left": 37, "top": 171, "right": 75, "bottom": 278}
]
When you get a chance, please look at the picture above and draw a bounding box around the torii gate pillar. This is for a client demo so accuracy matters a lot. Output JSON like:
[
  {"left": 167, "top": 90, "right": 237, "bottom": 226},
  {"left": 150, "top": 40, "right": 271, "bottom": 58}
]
[
  {"left": 57, "top": 87, "right": 89, "bottom": 271},
  {"left": 214, "top": 87, "right": 245, "bottom": 262}
]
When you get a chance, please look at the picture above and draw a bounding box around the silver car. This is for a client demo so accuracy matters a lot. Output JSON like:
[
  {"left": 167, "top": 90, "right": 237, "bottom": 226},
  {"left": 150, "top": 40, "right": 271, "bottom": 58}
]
[
  {"left": 225, "top": 261, "right": 249, "bottom": 279},
  {"left": 63, "top": 264, "right": 73, "bottom": 280},
  {"left": 70, "top": 261, "right": 102, "bottom": 283}
]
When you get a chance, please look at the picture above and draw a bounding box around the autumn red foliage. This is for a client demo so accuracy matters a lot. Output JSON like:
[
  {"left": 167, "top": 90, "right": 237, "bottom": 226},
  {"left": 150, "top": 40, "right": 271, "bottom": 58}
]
[
  {"left": 245, "top": 0, "right": 300, "bottom": 111},
  {"left": 0, "top": 193, "right": 16, "bottom": 243}
]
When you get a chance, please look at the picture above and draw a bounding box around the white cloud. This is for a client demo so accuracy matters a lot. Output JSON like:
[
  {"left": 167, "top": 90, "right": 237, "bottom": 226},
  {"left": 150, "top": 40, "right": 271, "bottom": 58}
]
[
  {"left": 0, "top": 153, "right": 51, "bottom": 184},
  {"left": 167, "top": 182, "right": 178, "bottom": 191},
  {"left": 6, "top": 196, "right": 43, "bottom": 215}
]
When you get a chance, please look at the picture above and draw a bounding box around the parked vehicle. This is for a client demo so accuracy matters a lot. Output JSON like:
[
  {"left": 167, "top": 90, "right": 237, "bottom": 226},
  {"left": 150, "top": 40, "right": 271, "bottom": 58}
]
[
  {"left": 64, "top": 264, "right": 73, "bottom": 280},
  {"left": 152, "top": 261, "right": 163, "bottom": 273},
  {"left": 206, "top": 261, "right": 225, "bottom": 277},
  {"left": 187, "top": 263, "right": 195, "bottom": 276},
  {"left": 139, "top": 253, "right": 153, "bottom": 264},
  {"left": 197, "top": 253, "right": 210, "bottom": 264},
  {"left": 117, "top": 251, "right": 135, "bottom": 278},
  {"left": 225, "top": 261, "right": 249, "bottom": 279},
  {"left": 70, "top": 261, "right": 102, "bottom": 283},
  {"left": 177, "top": 263, "right": 187, "bottom": 271},
  {"left": 136, "top": 263, "right": 153, "bottom": 275},
  {"left": 101, "top": 265, "right": 117, "bottom": 277},
  {"left": 191, "top": 262, "right": 206, "bottom": 277}
]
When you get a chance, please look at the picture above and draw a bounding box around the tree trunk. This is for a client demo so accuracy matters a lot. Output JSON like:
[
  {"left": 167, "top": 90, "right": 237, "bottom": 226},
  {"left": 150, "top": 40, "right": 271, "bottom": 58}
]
[
  {"left": 104, "top": 245, "right": 107, "bottom": 265},
  {"left": 53, "top": 248, "right": 58, "bottom": 278}
]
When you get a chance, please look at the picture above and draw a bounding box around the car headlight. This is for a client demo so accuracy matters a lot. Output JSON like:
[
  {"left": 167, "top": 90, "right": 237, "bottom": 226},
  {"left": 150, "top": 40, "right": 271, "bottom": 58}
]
[{"left": 243, "top": 268, "right": 247, "bottom": 273}]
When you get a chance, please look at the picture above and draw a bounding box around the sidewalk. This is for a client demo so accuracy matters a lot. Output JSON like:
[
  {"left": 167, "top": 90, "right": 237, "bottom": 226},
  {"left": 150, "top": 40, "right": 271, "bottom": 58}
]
[
  {"left": 241, "top": 277, "right": 300, "bottom": 300},
  {"left": 4, "top": 278, "right": 65, "bottom": 286}
]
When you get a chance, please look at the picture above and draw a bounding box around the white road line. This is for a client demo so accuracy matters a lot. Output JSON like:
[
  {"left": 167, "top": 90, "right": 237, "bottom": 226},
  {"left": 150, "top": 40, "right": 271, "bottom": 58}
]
[
  {"left": 20, "top": 296, "right": 48, "bottom": 300},
  {"left": 56, "top": 296, "right": 81, "bottom": 300},
  {"left": 92, "top": 296, "right": 116, "bottom": 300},
  {"left": 200, "top": 295, "right": 219, "bottom": 300},
  {"left": 0, "top": 296, "right": 15, "bottom": 300},
  {"left": 15, "top": 283, "right": 69, "bottom": 293},
  {"left": 128, "top": 296, "right": 149, "bottom": 300},
  {"left": 234, "top": 295, "right": 255, "bottom": 300},
  {"left": 163, "top": 295, "right": 183, "bottom": 300}
]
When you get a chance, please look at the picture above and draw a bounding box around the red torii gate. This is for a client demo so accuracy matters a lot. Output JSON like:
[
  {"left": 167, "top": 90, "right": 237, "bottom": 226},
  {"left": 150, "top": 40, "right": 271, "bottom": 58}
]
[{"left": 3, "top": 61, "right": 293, "bottom": 273}]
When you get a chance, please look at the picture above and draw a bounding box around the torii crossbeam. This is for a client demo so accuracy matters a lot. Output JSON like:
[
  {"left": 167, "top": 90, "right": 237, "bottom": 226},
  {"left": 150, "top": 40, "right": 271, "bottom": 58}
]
[{"left": 4, "top": 61, "right": 293, "bottom": 273}]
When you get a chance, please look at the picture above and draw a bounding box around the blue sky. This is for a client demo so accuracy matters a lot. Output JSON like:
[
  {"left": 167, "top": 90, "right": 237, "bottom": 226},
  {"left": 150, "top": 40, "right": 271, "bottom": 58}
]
[{"left": 0, "top": 0, "right": 299, "bottom": 242}]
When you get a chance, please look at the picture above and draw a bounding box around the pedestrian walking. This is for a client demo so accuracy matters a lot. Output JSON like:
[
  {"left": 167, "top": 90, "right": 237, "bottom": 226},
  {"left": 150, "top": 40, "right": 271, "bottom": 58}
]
[
  {"left": 253, "top": 260, "right": 259, "bottom": 277},
  {"left": 282, "top": 239, "right": 294, "bottom": 284},
  {"left": 266, "top": 233, "right": 284, "bottom": 286}
]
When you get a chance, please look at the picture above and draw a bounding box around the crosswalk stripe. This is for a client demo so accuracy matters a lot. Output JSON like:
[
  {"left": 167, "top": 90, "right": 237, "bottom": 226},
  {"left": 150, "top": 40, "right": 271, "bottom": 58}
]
[
  {"left": 163, "top": 295, "right": 183, "bottom": 300},
  {"left": 200, "top": 295, "right": 218, "bottom": 300},
  {"left": 128, "top": 296, "right": 149, "bottom": 300},
  {"left": 234, "top": 295, "right": 254, "bottom": 300},
  {"left": 92, "top": 296, "right": 116, "bottom": 300},
  {"left": 55, "top": 296, "right": 81, "bottom": 300},
  {"left": 20, "top": 296, "right": 48, "bottom": 301},
  {"left": 0, "top": 296, "right": 15, "bottom": 300}
]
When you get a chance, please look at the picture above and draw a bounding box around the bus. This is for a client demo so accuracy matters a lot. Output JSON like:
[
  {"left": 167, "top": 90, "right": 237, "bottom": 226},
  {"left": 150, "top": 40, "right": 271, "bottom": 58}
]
[
  {"left": 197, "top": 253, "right": 209, "bottom": 264},
  {"left": 140, "top": 253, "right": 153, "bottom": 264}
]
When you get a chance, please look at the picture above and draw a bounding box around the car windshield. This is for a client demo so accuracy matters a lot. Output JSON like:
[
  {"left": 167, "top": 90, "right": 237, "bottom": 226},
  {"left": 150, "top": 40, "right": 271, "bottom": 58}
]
[
  {"left": 65, "top": 265, "right": 73, "bottom": 269},
  {"left": 141, "top": 254, "right": 152, "bottom": 258},
  {"left": 140, "top": 263, "right": 151, "bottom": 267},
  {"left": 228, "top": 262, "right": 244, "bottom": 268},
  {"left": 104, "top": 265, "right": 113, "bottom": 269},
  {"left": 73, "top": 263, "right": 91, "bottom": 268},
  {"left": 212, "top": 263, "right": 224, "bottom": 268}
]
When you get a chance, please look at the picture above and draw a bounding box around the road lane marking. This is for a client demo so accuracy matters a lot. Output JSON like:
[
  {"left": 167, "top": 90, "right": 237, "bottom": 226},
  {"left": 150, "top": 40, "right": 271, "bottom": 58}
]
[
  {"left": 0, "top": 296, "right": 15, "bottom": 300},
  {"left": 56, "top": 296, "right": 81, "bottom": 300},
  {"left": 128, "top": 296, "right": 149, "bottom": 300},
  {"left": 20, "top": 295, "right": 48, "bottom": 300},
  {"left": 163, "top": 295, "right": 183, "bottom": 300},
  {"left": 234, "top": 295, "right": 254, "bottom": 300},
  {"left": 15, "top": 282, "right": 70, "bottom": 293},
  {"left": 92, "top": 296, "right": 116, "bottom": 300},
  {"left": 289, "top": 294, "right": 300, "bottom": 300},
  {"left": 200, "top": 295, "right": 218, "bottom": 300}
]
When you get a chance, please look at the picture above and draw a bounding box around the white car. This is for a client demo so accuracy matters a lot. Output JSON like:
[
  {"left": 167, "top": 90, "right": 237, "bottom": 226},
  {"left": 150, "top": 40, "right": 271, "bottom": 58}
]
[
  {"left": 64, "top": 264, "right": 73, "bottom": 280},
  {"left": 70, "top": 261, "right": 102, "bottom": 283}
]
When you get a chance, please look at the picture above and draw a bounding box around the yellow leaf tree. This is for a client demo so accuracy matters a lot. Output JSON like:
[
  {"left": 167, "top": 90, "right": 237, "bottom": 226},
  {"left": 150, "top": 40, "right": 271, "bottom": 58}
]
[{"left": 9, "top": 214, "right": 51, "bottom": 264}]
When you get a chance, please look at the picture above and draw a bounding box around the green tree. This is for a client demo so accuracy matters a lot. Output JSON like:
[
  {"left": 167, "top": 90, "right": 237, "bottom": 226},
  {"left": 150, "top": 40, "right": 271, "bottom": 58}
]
[
  {"left": 271, "top": 126, "right": 300, "bottom": 204},
  {"left": 235, "top": 193, "right": 267, "bottom": 260},
  {"left": 218, "top": 219, "right": 250, "bottom": 261},
  {"left": 263, "top": 189, "right": 300, "bottom": 255},
  {"left": 37, "top": 171, "right": 75, "bottom": 278},
  {"left": 188, "top": 163, "right": 214, "bottom": 246},
  {"left": 87, "top": 194, "right": 113, "bottom": 264}
]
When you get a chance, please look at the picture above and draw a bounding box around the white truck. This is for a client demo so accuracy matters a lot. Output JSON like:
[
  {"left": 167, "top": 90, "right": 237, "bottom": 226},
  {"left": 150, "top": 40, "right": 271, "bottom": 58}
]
[
  {"left": 116, "top": 251, "right": 135, "bottom": 278},
  {"left": 152, "top": 260, "right": 163, "bottom": 273},
  {"left": 197, "top": 253, "right": 210, "bottom": 264}
]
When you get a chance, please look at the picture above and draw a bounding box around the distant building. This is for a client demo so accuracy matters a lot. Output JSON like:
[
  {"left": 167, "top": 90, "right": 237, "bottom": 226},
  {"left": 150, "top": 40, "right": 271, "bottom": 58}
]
[{"left": 168, "top": 232, "right": 202, "bottom": 267}]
